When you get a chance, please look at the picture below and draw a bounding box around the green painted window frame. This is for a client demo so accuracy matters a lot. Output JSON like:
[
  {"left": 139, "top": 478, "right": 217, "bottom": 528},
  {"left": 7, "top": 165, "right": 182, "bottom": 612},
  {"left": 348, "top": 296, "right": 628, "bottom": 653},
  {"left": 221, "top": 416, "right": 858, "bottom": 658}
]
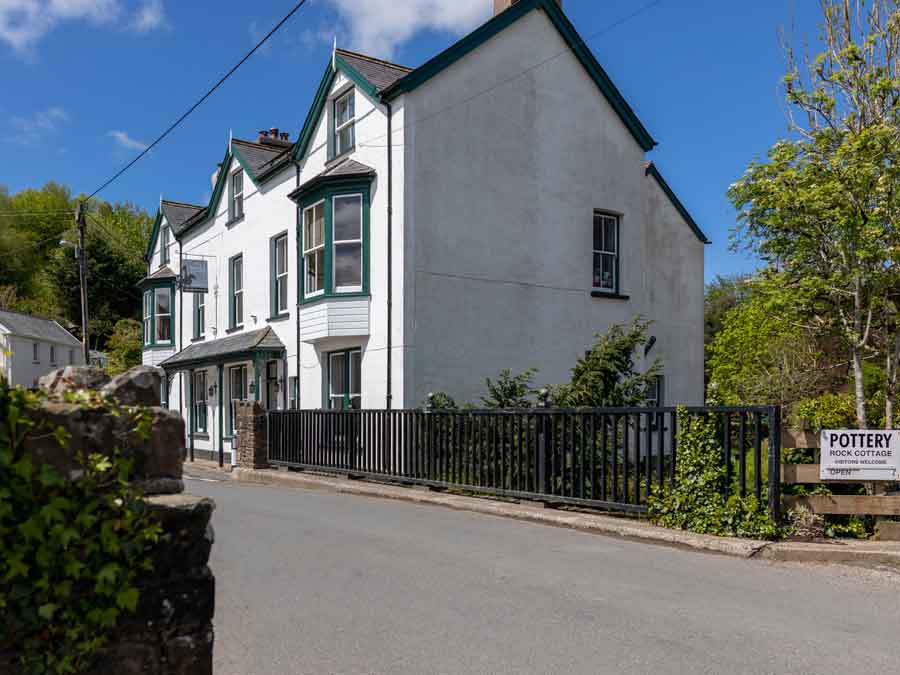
[
  {"left": 193, "top": 370, "right": 208, "bottom": 433},
  {"left": 592, "top": 211, "right": 620, "bottom": 295},
  {"left": 270, "top": 231, "right": 289, "bottom": 319},
  {"left": 229, "top": 169, "right": 244, "bottom": 222},
  {"left": 297, "top": 179, "right": 371, "bottom": 305},
  {"left": 192, "top": 292, "right": 206, "bottom": 340},
  {"left": 141, "top": 281, "right": 177, "bottom": 349},
  {"left": 229, "top": 254, "right": 244, "bottom": 330},
  {"left": 326, "top": 348, "right": 361, "bottom": 410},
  {"left": 160, "top": 225, "right": 170, "bottom": 266},
  {"left": 329, "top": 87, "right": 356, "bottom": 161},
  {"left": 228, "top": 364, "right": 248, "bottom": 435}
]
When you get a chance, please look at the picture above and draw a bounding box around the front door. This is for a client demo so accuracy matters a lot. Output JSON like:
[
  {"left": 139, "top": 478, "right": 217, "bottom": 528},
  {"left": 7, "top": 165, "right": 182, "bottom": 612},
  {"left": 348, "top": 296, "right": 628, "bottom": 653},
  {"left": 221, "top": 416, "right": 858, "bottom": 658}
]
[
  {"left": 328, "top": 349, "right": 361, "bottom": 409},
  {"left": 265, "top": 360, "right": 279, "bottom": 410}
]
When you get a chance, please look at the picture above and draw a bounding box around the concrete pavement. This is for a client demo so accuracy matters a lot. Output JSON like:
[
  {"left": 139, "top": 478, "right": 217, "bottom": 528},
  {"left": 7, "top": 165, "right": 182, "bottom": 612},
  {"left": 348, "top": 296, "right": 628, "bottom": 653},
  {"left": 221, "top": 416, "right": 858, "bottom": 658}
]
[{"left": 187, "top": 474, "right": 900, "bottom": 675}]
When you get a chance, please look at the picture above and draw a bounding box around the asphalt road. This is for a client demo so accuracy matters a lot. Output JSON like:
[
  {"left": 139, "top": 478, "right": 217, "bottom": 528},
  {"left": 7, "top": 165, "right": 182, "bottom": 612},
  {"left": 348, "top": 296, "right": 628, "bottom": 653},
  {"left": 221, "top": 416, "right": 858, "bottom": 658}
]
[{"left": 187, "top": 475, "right": 900, "bottom": 675}]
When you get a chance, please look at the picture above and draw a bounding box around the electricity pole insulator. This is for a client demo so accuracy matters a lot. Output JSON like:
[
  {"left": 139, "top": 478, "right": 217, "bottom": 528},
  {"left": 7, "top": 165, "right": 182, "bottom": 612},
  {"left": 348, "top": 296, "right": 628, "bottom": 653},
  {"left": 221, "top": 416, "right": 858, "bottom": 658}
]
[{"left": 75, "top": 202, "right": 90, "bottom": 365}]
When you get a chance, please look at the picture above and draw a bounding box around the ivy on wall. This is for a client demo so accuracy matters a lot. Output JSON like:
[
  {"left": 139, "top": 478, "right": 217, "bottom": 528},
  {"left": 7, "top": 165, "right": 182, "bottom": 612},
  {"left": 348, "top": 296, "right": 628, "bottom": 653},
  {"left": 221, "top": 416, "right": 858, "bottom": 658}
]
[{"left": 0, "top": 382, "right": 162, "bottom": 674}]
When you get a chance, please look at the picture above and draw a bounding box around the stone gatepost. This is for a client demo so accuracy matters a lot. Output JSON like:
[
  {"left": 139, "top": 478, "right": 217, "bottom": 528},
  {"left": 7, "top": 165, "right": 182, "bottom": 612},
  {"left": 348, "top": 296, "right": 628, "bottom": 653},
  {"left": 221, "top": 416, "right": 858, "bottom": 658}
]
[{"left": 235, "top": 400, "right": 269, "bottom": 469}]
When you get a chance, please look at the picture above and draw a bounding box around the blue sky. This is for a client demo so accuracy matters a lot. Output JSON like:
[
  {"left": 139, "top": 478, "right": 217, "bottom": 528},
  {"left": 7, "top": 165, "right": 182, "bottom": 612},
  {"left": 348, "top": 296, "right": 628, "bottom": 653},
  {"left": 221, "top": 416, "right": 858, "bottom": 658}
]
[{"left": 1, "top": 0, "right": 821, "bottom": 282}]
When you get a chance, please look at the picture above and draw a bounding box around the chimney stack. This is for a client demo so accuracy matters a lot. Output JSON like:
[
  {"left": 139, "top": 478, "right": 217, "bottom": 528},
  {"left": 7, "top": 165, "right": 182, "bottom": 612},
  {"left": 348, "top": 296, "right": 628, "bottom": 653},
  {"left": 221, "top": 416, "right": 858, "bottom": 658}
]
[
  {"left": 493, "top": 0, "right": 559, "bottom": 16},
  {"left": 269, "top": 127, "right": 279, "bottom": 139},
  {"left": 258, "top": 129, "right": 269, "bottom": 142}
]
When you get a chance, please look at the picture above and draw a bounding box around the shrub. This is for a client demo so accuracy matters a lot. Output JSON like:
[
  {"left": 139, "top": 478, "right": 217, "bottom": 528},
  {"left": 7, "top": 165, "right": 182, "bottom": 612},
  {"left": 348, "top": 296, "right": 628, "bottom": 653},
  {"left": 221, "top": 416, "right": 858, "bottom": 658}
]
[
  {"left": 480, "top": 368, "right": 538, "bottom": 408},
  {"left": 0, "top": 382, "right": 162, "bottom": 674},
  {"left": 648, "top": 408, "right": 781, "bottom": 540},
  {"left": 425, "top": 391, "right": 458, "bottom": 409},
  {"left": 792, "top": 392, "right": 856, "bottom": 431}
]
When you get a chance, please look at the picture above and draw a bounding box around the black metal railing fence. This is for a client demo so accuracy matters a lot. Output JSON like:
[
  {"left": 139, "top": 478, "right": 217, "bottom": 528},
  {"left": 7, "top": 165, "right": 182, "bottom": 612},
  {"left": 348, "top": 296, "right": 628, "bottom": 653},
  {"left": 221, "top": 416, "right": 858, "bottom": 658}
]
[{"left": 267, "top": 406, "right": 781, "bottom": 517}]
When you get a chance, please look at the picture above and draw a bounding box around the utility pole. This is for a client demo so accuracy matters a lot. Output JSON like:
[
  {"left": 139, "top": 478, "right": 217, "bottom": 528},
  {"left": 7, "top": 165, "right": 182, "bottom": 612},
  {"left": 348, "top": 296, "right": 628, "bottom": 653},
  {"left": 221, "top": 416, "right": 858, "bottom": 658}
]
[{"left": 75, "top": 202, "right": 90, "bottom": 364}]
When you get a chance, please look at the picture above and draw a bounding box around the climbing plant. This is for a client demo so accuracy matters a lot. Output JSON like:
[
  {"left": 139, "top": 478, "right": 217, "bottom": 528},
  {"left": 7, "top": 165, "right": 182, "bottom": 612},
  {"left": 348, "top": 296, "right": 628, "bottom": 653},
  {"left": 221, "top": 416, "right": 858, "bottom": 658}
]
[{"left": 0, "top": 382, "right": 162, "bottom": 674}]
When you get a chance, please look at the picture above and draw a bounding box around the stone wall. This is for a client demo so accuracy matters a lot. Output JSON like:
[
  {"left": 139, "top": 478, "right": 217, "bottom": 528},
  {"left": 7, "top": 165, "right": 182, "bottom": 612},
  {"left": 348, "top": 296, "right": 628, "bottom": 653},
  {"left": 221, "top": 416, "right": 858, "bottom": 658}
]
[
  {"left": 2, "top": 365, "right": 215, "bottom": 674},
  {"left": 235, "top": 400, "right": 269, "bottom": 469}
]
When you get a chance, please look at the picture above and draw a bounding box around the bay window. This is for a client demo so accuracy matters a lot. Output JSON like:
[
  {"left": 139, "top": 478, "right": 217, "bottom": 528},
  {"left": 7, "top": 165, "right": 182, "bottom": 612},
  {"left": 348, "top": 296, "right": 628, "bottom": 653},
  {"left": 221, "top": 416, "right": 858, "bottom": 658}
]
[
  {"left": 333, "top": 195, "right": 362, "bottom": 291},
  {"left": 141, "top": 283, "right": 175, "bottom": 347},
  {"left": 303, "top": 203, "right": 325, "bottom": 296}
]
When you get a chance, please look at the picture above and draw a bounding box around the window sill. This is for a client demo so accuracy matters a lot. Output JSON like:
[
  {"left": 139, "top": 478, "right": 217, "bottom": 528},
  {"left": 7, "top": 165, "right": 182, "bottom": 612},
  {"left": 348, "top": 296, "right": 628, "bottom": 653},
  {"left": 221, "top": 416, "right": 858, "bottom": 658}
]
[
  {"left": 267, "top": 313, "right": 290, "bottom": 323},
  {"left": 191, "top": 432, "right": 210, "bottom": 440},
  {"left": 142, "top": 344, "right": 175, "bottom": 351},
  {"left": 191, "top": 336, "right": 206, "bottom": 343},
  {"left": 326, "top": 147, "right": 355, "bottom": 167},
  {"left": 225, "top": 326, "right": 244, "bottom": 335},
  {"left": 226, "top": 215, "right": 245, "bottom": 228},
  {"left": 590, "top": 290, "right": 630, "bottom": 301},
  {"left": 299, "top": 292, "right": 370, "bottom": 308}
]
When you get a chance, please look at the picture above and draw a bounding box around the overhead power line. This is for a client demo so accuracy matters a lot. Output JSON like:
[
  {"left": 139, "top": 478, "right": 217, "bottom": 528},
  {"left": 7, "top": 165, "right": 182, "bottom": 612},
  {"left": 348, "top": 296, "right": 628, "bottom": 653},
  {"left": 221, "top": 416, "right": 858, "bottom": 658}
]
[
  {"left": 84, "top": 0, "right": 311, "bottom": 203},
  {"left": 0, "top": 210, "right": 75, "bottom": 217}
]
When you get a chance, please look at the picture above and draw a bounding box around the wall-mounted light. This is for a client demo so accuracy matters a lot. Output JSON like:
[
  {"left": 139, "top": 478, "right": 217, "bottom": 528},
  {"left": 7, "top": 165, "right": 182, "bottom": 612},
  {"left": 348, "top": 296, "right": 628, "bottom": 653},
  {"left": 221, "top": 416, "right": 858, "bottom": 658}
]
[
  {"left": 208, "top": 384, "right": 216, "bottom": 398},
  {"left": 248, "top": 382, "right": 256, "bottom": 395}
]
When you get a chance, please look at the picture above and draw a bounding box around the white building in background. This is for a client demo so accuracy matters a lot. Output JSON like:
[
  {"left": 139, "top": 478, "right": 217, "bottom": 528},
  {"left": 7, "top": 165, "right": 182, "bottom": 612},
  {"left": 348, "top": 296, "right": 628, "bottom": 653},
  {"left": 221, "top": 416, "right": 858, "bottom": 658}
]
[
  {"left": 142, "top": 0, "right": 707, "bottom": 464},
  {"left": 0, "top": 309, "right": 84, "bottom": 387}
]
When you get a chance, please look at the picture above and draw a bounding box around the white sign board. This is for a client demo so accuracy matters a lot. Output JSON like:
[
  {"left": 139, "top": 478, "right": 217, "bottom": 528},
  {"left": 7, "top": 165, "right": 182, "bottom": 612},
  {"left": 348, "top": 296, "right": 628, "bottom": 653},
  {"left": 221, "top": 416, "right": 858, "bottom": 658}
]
[{"left": 820, "top": 430, "right": 900, "bottom": 481}]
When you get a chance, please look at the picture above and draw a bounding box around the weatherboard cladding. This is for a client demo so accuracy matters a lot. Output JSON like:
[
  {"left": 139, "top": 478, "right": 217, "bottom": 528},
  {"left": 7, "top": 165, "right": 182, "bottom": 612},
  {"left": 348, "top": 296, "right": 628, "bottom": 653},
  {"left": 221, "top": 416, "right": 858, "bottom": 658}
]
[
  {"left": 159, "top": 327, "right": 284, "bottom": 370},
  {"left": 0, "top": 309, "right": 81, "bottom": 347}
]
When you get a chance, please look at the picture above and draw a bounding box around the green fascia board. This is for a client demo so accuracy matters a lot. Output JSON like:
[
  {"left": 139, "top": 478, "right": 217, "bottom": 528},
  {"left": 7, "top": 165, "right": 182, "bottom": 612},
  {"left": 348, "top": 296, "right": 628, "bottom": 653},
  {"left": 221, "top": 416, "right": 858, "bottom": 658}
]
[
  {"left": 381, "top": 0, "right": 657, "bottom": 152},
  {"left": 292, "top": 66, "right": 337, "bottom": 162},
  {"left": 145, "top": 209, "right": 163, "bottom": 262},
  {"left": 291, "top": 53, "right": 386, "bottom": 163},
  {"left": 288, "top": 173, "right": 375, "bottom": 205},
  {"left": 229, "top": 143, "right": 260, "bottom": 187},
  {"left": 645, "top": 163, "right": 710, "bottom": 244}
]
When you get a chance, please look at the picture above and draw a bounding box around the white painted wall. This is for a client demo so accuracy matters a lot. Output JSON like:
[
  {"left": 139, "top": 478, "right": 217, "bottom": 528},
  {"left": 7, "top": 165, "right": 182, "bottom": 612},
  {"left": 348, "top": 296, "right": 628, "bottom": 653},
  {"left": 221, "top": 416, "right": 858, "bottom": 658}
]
[
  {"left": 0, "top": 333, "right": 84, "bottom": 388},
  {"left": 294, "top": 69, "right": 407, "bottom": 409},
  {"left": 402, "top": 8, "right": 705, "bottom": 406}
]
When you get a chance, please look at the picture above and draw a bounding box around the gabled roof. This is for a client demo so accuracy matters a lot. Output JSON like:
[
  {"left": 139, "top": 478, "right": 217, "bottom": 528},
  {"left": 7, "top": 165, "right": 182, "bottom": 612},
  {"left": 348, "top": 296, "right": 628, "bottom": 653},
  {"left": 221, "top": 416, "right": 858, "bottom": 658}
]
[
  {"left": 380, "top": 0, "right": 657, "bottom": 152},
  {"left": 288, "top": 158, "right": 376, "bottom": 203},
  {"left": 335, "top": 49, "right": 411, "bottom": 92},
  {"left": 161, "top": 200, "right": 204, "bottom": 236},
  {"left": 0, "top": 309, "right": 81, "bottom": 346},
  {"left": 159, "top": 327, "right": 284, "bottom": 371},
  {"left": 231, "top": 138, "right": 291, "bottom": 184},
  {"left": 137, "top": 265, "right": 178, "bottom": 288},
  {"left": 644, "top": 162, "right": 709, "bottom": 244}
]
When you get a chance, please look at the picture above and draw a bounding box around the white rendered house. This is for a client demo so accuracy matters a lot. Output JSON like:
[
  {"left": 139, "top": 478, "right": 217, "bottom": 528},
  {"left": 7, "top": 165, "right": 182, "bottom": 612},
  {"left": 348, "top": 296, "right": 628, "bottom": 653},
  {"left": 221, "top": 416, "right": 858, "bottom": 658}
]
[
  {"left": 0, "top": 309, "right": 85, "bottom": 387},
  {"left": 142, "top": 0, "right": 707, "bottom": 464}
]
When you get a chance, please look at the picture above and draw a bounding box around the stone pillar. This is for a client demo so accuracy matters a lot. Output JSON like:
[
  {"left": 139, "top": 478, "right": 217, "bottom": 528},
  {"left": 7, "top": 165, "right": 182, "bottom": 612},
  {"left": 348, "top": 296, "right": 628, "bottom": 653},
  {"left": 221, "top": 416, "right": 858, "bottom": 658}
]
[{"left": 235, "top": 400, "right": 269, "bottom": 469}]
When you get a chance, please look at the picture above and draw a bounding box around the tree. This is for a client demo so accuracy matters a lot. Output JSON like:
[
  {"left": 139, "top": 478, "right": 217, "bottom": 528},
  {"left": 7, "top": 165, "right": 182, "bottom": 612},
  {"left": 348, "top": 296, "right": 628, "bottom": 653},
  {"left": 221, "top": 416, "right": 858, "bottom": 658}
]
[
  {"left": 704, "top": 274, "right": 754, "bottom": 353},
  {"left": 552, "top": 318, "right": 660, "bottom": 408},
  {"left": 106, "top": 319, "right": 143, "bottom": 375},
  {"left": 729, "top": 0, "right": 900, "bottom": 428},
  {"left": 707, "top": 276, "right": 836, "bottom": 409}
]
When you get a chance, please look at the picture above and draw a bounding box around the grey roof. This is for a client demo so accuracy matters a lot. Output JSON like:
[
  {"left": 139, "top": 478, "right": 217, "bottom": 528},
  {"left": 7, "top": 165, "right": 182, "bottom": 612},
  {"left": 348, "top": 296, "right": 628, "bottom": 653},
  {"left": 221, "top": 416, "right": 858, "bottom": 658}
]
[
  {"left": 159, "top": 327, "right": 285, "bottom": 371},
  {"left": 337, "top": 49, "right": 411, "bottom": 92},
  {"left": 288, "top": 158, "right": 376, "bottom": 201},
  {"left": 0, "top": 309, "right": 81, "bottom": 346},
  {"left": 232, "top": 138, "right": 291, "bottom": 179},
  {"left": 161, "top": 200, "right": 204, "bottom": 236},
  {"left": 138, "top": 265, "right": 177, "bottom": 287}
]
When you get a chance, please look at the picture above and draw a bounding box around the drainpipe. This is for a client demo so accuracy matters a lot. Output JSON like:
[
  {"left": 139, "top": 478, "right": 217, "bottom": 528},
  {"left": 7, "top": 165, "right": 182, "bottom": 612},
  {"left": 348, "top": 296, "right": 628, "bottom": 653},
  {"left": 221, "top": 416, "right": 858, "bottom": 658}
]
[
  {"left": 295, "top": 162, "right": 301, "bottom": 408},
  {"left": 178, "top": 241, "right": 184, "bottom": 422},
  {"left": 385, "top": 99, "right": 393, "bottom": 410}
]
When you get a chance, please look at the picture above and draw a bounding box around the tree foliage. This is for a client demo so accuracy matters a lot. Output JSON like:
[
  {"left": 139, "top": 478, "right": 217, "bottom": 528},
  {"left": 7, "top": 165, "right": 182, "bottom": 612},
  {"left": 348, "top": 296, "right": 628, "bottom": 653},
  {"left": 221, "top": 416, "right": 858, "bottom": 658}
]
[
  {"left": 0, "top": 184, "right": 151, "bottom": 351},
  {"left": 106, "top": 320, "right": 143, "bottom": 376},
  {"left": 552, "top": 318, "right": 660, "bottom": 408},
  {"left": 480, "top": 368, "right": 538, "bottom": 408},
  {"left": 707, "top": 275, "right": 836, "bottom": 408},
  {"left": 729, "top": 0, "right": 900, "bottom": 427}
]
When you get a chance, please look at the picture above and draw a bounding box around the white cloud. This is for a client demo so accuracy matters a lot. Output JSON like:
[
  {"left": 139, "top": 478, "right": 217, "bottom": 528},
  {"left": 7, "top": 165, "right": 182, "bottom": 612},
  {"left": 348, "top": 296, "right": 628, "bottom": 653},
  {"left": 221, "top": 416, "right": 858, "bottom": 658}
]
[
  {"left": 6, "top": 105, "right": 68, "bottom": 144},
  {"left": 324, "top": 0, "right": 489, "bottom": 58},
  {"left": 131, "top": 0, "right": 163, "bottom": 32},
  {"left": 108, "top": 129, "right": 148, "bottom": 151},
  {"left": 0, "top": 0, "right": 165, "bottom": 52}
]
